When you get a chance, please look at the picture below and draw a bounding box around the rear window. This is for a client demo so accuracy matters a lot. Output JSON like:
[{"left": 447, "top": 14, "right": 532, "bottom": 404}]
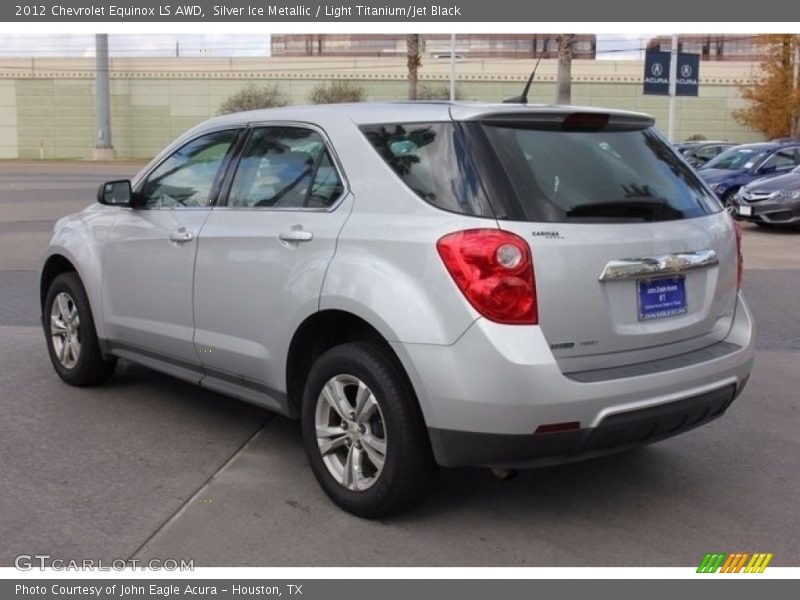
[
  {"left": 360, "top": 123, "right": 494, "bottom": 217},
  {"left": 480, "top": 123, "right": 722, "bottom": 222}
]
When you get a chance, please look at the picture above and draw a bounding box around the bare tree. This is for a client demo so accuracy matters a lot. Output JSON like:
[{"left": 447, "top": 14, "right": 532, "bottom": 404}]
[
  {"left": 407, "top": 34, "right": 422, "bottom": 100},
  {"left": 556, "top": 34, "right": 576, "bottom": 105}
]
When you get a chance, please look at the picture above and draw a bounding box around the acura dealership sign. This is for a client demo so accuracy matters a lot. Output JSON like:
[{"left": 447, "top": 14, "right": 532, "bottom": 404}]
[
  {"left": 643, "top": 51, "right": 699, "bottom": 96},
  {"left": 676, "top": 54, "right": 700, "bottom": 96}
]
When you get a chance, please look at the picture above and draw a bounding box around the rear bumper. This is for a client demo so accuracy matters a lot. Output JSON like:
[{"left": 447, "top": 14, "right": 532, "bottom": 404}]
[
  {"left": 392, "top": 292, "right": 755, "bottom": 468},
  {"left": 429, "top": 384, "right": 738, "bottom": 468}
]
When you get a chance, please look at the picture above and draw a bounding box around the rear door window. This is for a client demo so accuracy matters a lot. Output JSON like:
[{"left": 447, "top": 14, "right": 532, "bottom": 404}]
[{"left": 227, "top": 127, "right": 344, "bottom": 209}]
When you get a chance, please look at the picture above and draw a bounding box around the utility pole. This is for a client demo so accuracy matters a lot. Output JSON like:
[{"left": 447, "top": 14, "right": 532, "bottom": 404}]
[
  {"left": 92, "top": 34, "right": 114, "bottom": 160},
  {"left": 668, "top": 33, "right": 678, "bottom": 142}
]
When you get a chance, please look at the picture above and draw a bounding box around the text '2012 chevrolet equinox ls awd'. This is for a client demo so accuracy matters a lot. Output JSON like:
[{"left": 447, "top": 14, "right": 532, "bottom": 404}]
[{"left": 41, "top": 102, "right": 755, "bottom": 517}]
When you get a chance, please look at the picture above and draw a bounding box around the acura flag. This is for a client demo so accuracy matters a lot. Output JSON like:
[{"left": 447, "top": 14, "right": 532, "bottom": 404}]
[{"left": 643, "top": 51, "right": 699, "bottom": 96}]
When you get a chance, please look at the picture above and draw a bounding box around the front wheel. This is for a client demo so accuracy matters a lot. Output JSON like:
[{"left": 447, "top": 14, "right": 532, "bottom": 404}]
[
  {"left": 722, "top": 188, "right": 739, "bottom": 208},
  {"left": 301, "top": 342, "right": 435, "bottom": 518},
  {"left": 44, "top": 272, "right": 116, "bottom": 386}
]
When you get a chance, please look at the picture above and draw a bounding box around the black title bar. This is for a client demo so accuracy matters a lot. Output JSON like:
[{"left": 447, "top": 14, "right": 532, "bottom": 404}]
[{"left": 4, "top": 0, "right": 800, "bottom": 22}]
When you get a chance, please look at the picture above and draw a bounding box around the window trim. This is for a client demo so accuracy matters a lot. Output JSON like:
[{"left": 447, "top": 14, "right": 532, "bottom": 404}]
[
  {"left": 215, "top": 121, "right": 350, "bottom": 213},
  {"left": 131, "top": 126, "right": 245, "bottom": 211}
]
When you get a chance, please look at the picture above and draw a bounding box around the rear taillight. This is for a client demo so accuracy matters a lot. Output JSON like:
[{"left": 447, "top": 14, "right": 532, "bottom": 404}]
[
  {"left": 734, "top": 221, "right": 743, "bottom": 290},
  {"left": 436, "top": 229, "right": 537, "bottom": 324}
]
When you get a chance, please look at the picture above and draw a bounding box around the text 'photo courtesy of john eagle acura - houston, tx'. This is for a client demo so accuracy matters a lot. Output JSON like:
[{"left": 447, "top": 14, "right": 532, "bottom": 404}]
[{"left": 40, "top": 101, "right": 754, "bottom": 518}]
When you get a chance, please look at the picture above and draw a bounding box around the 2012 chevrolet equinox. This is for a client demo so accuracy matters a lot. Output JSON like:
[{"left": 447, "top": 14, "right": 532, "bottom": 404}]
[{"left": 40, "top": 102, "right": 755, "bottom": 517}]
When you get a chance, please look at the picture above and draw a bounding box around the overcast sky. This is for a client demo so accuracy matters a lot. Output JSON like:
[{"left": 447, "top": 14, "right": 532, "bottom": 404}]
[{"left": 0, "top": 33, "right": 647, "bottom": 59}]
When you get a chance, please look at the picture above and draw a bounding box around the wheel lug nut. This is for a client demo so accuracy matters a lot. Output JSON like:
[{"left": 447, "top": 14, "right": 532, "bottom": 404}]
[
  {"left": 358, "top": 424, "right": 366, "bottom": 433},
  {"left": 355, "top": 441, "right": 362, "bottom": 449},
  {"left": 345, "top": 439, "right": 352, "bottom": 447},
  {"left": 340, "top": 420, "right": 347, "bottom": 429}
]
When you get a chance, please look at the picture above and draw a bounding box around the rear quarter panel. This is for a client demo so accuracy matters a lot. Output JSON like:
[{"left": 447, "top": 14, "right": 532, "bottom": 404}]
[{"left": 316, "top": 114, "right": 487, "bottom": 345}]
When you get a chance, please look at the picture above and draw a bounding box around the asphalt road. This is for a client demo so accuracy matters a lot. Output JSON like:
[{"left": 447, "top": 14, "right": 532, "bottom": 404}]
[{"left": 1, "top": 162, "right": 798, "bottom": 567}]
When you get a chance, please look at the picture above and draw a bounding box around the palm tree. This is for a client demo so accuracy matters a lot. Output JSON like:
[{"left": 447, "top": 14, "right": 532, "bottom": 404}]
[
  {"left": 407, "top": 34, "right": 421, "bottom": 100},
  {"left": 556, "top": 34, "right": 576, "bottom": 105}
]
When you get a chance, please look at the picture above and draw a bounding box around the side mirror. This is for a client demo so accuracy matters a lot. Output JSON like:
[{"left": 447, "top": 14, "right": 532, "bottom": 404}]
[{"left": 97, "top": 180, "right": 133, "bottom": 206}]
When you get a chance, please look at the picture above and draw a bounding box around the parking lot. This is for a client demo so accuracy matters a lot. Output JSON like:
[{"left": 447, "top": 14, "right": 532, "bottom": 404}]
[{"left": 1, "top": 161, "right": 798, "bottom": 567}]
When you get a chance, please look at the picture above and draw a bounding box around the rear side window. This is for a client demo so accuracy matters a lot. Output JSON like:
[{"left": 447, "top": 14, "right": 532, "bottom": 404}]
[
  {"left": 480, "top": 124, "right": 722, "bottom": 222},
  {"left": 360, "top": 123, "right": 494, "bottom": 218}
]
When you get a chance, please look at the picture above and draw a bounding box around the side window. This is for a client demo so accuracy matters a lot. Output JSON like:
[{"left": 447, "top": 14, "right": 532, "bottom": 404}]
[
  {"left": 762, "top": 149, "right": 798, "bottom": 172},
  {"left": 360, "top": 122, "right": 494, "bottom": 217},
  {"left": 138, "top": 130, "right": 238, "bottom": 208},
  {"left": 228, "top": 127, "right": 343, "bottom": 209},
  {"left": 307, "top": 151, "right": 345, "bottom": 208},
  {"left": 695, "top": 146, "right": 718, "bottom": 160}
]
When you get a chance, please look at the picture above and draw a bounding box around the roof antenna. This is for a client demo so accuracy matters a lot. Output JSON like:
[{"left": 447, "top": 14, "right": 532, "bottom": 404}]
[{"left": 503, "top": 35, "right": 551, "bottom": 104}]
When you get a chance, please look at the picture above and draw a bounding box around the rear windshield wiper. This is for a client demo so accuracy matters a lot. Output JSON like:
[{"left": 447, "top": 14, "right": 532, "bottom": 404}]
[{"left": 565, "top": 198, "right": 681, "bottom": 221}]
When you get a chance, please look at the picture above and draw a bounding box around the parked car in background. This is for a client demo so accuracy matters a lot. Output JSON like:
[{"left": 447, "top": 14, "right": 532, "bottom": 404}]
[
  {"left": 39, "top": 102, "right": 755, "bottom": 517},
  {"left": 675, "top": 141, "right": 735, "bottom": 168},
  {"left": 698, "top": 140, "right": 800, "bottom": 205},
  {"left": 729, "top": 164, "right": 800, "bottom": 227}
]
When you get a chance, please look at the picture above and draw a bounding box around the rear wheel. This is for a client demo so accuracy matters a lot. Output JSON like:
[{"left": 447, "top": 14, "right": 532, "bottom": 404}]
[
  {"left": 44, "top": 272, "right": 116, "bottom": 386},
  {"left": 301, "top": 342, "right": 435, "bottom": 518}
]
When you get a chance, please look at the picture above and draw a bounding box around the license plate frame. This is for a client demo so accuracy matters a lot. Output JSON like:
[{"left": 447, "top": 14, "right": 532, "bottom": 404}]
[{"left": 637, "top": 275, "right": 688, "bottom": 321}]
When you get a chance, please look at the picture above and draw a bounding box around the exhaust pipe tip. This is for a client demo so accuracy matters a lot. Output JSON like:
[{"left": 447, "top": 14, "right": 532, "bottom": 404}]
[{"left": 490, "top": 468, "right": 518, "bottom": 482}]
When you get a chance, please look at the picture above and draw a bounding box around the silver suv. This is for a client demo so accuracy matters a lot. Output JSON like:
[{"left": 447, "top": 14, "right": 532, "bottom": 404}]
[{"left": 40, "top": 103, "right": 755, "bottom": 517}]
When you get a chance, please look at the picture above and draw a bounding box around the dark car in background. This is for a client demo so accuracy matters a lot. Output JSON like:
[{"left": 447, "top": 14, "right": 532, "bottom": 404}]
[
  {"left": 675, "top": 141, "right": 735, "bottom": 168},
  {"left": 729, "top": 164, "right": 800, "bottom": 227},
  {"left": 698, "top": 140, "right": 800, "bottom": 205}
]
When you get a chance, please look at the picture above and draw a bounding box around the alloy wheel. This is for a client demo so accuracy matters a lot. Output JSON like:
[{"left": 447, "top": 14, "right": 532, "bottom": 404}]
[
  {"left": 50, "top": 292, "right": 81, "bottom": 369},
  {"left": 314, "top": 374, "right": 387, "bottom": 491}
]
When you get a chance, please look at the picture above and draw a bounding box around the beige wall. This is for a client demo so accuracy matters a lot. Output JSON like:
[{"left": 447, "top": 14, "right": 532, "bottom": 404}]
[
  {"left": 0, "top": 57, "right": 766, "bottom": 160},
  {"left": 0, "top": 80, "right": 19, "bottom": 159}
]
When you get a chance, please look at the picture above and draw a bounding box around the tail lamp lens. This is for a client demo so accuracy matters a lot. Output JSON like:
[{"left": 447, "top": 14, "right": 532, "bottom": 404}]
[{"left": 436, "top": 229, "right": 537, "bottom": 325}]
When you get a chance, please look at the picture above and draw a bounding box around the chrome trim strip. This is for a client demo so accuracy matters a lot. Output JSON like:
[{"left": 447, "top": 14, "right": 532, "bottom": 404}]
[{"left": 598, "top": 249, "right": 718, "bottom": 281}]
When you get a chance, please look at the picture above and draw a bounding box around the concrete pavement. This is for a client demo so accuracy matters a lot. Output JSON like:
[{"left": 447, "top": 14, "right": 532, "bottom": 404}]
[{"left": 1, "top": 162, "right": 798, "bottom": 567}]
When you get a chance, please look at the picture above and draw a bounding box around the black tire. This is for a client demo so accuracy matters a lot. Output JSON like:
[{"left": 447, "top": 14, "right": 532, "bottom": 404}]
[
  {"left": 43, "top": 272, "right": 116, "bottom": 386},
  {"left": 722, "top": 188, "right": 739, "bottom": 207},
  {"left": 301, "top": 342, "right": 436, "bottom": 518}
]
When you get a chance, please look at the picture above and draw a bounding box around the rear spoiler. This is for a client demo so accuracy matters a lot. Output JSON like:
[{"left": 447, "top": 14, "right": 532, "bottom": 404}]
[{"left": 457, "top": 108, "right": 655, "bottom": 131}]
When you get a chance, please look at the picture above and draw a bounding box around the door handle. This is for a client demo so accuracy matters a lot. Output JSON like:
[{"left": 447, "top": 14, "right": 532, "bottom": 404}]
[
  {"left": 278, "top": 227, "right": 313, "bottom": 243},
  {"left": 169, "top": 228, "right": 194, "bottom": 243}
]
